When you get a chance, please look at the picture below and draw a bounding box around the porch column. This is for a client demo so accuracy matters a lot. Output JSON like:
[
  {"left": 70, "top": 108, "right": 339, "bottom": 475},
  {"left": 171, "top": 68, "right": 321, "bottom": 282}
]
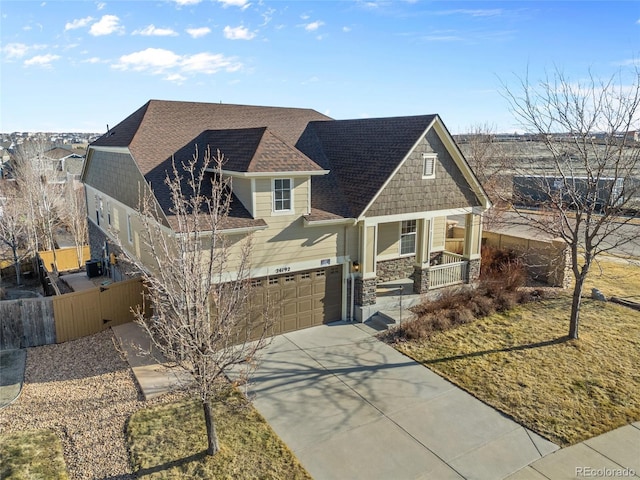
[
  {"left": 355, "top": 223, "right": 377, "bottom": 306},
  {"left": 463, "top": 213, "right": 482, "bottom": 282},
  {"left": 413, "top": 218, "right": 431, "bottom": 294}
]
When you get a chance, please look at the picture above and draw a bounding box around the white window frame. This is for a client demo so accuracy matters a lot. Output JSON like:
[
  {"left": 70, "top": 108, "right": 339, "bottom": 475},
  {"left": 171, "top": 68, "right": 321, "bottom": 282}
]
[
  {"left": 272, "top": 178, "right": 293, "bottom": 213},
  {"left": 126, "top": 214, "right": 133, "bottom": 244},
  {"left": 422, "top": 153, "right": 437, "bottom": 179},
  {"left": 400, "top": 219, "right": 417, "bottom": 256}
]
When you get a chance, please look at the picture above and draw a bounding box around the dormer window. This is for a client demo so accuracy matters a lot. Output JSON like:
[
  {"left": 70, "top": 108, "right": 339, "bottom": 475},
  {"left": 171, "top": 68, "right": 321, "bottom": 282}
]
[
  {"left": 422, "top": 153, "right": 437, "bottom": 178},
  {"left": 273, "top": 178, "right": 292, "bottom": 212}
]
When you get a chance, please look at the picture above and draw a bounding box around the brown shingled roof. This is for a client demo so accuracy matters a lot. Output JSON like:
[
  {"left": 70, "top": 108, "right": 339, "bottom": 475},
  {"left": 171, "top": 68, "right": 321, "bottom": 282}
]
[
  {"left": 92, "top": 99, "right": 331, "bottom": 177},
  {"left": 91, "top": 99, "right": 331, "bottom": 231}
]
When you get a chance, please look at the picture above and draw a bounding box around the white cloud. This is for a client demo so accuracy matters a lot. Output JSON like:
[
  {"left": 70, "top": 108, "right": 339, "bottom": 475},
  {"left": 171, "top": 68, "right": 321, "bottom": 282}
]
[
  {"left": 304, "top": 20, "right": 324, "bottom": 32},
  {"left": 166, "top": 73, "right": 187, "bottom": 83},
  {"left": 173, "top": 0, "right": 201, "bottom": 5},
  {"left": 342, "top": 26, "right": 351, "bottom": 32},
  {"left": 65, "top": 16, "right": 94, "bottom": 31},
  {"left": 133, "top": 25, "right": 178, "bottom": 36},
  {"left": 186, "top": 26, "right": 211, "bottom": 38},
  {"left": 3, "top": 43, "right": 30, "bottom": 59},
  {"left": 2, "top": 43, "right": 48, "bottom": 60},
  {"left": 97, "top": 2, "right": 106, "bottom": 10},
  {"left": 113, "top": 48, "right": 180, "bottom": 72},
  {"left": 89, "top": 15, "right": 124, "bottom": 36},
  {"left": 223, "top": 25, "right": 256, "bottom": 40},
  {"left": 83, "top": 57, "right": 103, "bottom": 63},
  {"left": 24, "top": 54, "right": 61, "bottom": 67},
  {"left": 112, "top": 48, "right": 242, "bottom": 77},
  {"left": 217, "top": 0, "right": 250, "bottom": 9},
  {"left": 181, "top": 52, "right": 242, "bottom": 73},
  {"left": 436, "top": 9, "right": 503, "bottom": 17}
]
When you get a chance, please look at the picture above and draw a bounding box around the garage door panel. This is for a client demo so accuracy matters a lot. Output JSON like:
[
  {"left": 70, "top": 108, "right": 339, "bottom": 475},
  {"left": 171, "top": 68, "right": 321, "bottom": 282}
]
[{"left": 251, "top": 265, "right": 342, "bottom": 336}]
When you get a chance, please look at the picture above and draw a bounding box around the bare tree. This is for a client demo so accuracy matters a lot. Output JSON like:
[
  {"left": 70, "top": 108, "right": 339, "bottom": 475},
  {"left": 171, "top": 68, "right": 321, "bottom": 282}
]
[
  {"left": 13, "top": 139, "right": 64, "bottom": 269},
  {"left": 61, "top": 180, "right": 88, "bottom": 268},
  {"left": 119, "top": 147, "right": 271, "bottom": 456},
  {"left": 458, "top": 123, "right": 517, "bottom": 228},
  {"left": 503, "top": 67, "right": 640, "bottom": 339},
  {"left": 0, "top": 183, "right": 29, "bottom": 285}
]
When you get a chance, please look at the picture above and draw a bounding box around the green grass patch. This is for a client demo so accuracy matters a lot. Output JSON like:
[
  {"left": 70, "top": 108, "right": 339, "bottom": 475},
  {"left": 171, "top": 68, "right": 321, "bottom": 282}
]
[
  {"left": 0, "top": 430, "right": 69, "bottom": 480},
  {"left": 393, "top": 260, "right": 640, "bottom": 447},
  {"left": 127, "top": 389, "right": 311, "bottom": 479}
]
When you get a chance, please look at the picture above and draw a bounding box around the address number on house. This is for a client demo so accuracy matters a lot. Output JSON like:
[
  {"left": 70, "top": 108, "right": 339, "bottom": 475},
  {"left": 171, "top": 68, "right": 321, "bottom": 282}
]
[{"left": 275, "top": 267, "right": 291, "bottom": 274}]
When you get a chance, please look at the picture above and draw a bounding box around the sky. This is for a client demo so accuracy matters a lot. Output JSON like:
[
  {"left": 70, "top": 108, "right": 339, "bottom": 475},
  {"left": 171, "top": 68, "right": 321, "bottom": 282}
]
[{"left": 1, "top": 0, "right": 638, "bottom": 134}]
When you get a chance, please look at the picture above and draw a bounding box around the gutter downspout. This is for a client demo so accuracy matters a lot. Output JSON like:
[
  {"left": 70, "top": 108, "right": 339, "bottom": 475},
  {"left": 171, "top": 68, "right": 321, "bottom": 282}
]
[{"left": 350, "top": 272, "right": 355, "bottom": 322}]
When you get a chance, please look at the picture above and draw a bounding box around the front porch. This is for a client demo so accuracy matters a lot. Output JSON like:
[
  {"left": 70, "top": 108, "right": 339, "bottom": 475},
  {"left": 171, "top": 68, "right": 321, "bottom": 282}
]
[{"left": 352, "top": 211, "right": 483, "bottom": 321}]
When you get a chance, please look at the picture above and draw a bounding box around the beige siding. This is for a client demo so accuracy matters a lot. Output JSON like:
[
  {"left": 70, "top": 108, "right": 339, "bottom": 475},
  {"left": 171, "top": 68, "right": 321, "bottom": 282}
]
[
  {"left": 230, "top": 177, "right": 253, "bottom": 215},
  {"left": 377, "top": 222, "right": 399, "bottom": 259},
  {"left": 432, "top": 216, "right": 446, "bottom": 251}
]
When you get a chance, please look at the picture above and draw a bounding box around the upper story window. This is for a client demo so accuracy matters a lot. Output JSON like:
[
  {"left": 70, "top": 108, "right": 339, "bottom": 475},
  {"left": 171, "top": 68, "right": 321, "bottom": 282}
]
[
  {"left": 422, "top": 153, "right": 437, "bottom": 178},
  {"left": 273, "top": 178, "right": 292, "bottom": 212},
  {"left": 400, "top": 220, "right": 417, "bottom": 255}
]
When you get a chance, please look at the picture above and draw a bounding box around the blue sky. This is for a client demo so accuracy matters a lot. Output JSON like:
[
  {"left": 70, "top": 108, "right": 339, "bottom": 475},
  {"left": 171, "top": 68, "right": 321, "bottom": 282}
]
[{"left": 1, "top": 1, "right": 638, "bottom": 134}]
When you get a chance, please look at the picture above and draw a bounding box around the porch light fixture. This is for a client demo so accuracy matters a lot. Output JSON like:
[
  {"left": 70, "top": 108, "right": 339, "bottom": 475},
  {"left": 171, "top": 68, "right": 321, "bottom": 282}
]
[{"left": 352, "top": 261, "right": 360, "bottom": 273}]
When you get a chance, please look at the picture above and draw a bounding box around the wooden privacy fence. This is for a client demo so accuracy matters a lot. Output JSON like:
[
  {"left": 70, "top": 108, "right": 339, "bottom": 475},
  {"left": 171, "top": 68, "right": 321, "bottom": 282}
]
[
  {"left": 54, "top": 278, "right": 146, "bottom": 343},
  {"left": 451, "top": 226, "right": 571, "bottom": 288},
  {"left": 0, "top": 278, "right": 146, "bottom": 348},
  {"left": 38, "top": 246, "right": 91, "bottom": 273},
  {"left": 0, "top": 298, "right": 56, "bottom": 349}
]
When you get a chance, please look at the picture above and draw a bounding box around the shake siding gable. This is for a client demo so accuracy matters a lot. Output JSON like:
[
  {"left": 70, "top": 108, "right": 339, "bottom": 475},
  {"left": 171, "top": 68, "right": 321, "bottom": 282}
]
[
  {"left": 364, "top": 128, "right": 481, "bottom": 218},
  {"left": 83, "top": 150, "right": 148, "bottom": 213}
]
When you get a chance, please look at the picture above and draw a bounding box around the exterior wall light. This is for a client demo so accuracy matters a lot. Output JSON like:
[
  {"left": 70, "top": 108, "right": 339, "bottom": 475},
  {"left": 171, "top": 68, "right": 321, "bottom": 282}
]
[{"left": 352, "top": 261, "right": 360, "bottom": 273}]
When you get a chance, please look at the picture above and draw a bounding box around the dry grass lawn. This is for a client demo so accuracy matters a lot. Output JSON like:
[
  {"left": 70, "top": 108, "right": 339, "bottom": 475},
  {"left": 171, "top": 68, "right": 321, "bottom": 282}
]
[
  {"left": 0, "top": 430, "right": 69, "bottom": 480},
  {"left": 394, "top": 259, "right": 640, "bottom": 447},
  {"left": 127, "top": 391, "right": 312, "bottom": 480}
]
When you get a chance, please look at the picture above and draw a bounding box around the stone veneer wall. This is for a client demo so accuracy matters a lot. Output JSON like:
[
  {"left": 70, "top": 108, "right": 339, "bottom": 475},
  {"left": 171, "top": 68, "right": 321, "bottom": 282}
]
[
  {"left": 376, "top": 256, "right": 416, "bottom": 283},
  {"left": 413, "top": 267, "right": 430, "bottom": 294},
  {"left": 355, "top": 277, "right": 377, "bottom": 306},
  {"left": 468, "top": 258, "right": 481, "bottom": 283}
]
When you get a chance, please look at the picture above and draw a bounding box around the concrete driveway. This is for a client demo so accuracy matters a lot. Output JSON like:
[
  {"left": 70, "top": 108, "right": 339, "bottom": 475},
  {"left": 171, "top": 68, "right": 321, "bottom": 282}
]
[{"left": 229, "top": 322, "right": 558, "bottom": 480}]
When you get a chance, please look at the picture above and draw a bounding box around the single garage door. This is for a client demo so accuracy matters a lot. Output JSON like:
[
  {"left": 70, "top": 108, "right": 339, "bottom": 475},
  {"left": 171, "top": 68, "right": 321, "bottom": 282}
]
[{"left": 250, "top": 265, "right": 342, "bottom": 335}]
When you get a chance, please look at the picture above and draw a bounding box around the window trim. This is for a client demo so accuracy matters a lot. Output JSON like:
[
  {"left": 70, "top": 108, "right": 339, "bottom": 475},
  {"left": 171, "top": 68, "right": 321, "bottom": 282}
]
[
  {"left": 399, "top": 219, "right": 417, "bottom": 256},
  {"left": 422, "top": 153, "right": 437, "bottom": 179},
  {"left": 272, "top": 178, "right": 293, "bottom": 213},
  {"left": 126, "top": 214, "right": 133, "bottom": 244}
]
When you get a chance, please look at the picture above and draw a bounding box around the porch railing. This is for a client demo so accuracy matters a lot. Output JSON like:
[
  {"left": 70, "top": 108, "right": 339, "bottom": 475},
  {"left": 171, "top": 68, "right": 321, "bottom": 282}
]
[{"left": 429, "top": 253, "right": 468, "bottom": 289}]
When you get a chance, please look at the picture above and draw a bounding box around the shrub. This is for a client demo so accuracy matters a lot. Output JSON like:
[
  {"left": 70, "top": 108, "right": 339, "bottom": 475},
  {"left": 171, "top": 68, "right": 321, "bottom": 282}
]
[{"left": 388, "top": 247, "right": 548, "bottom": 343}]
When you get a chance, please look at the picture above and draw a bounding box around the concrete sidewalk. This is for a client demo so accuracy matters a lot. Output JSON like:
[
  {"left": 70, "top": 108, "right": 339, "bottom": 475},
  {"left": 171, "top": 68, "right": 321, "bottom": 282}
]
[
  {"left": 227, "top": 322, "right": 559, "bottom": 480},
  {"left": 507, "top": 422, "right": 640, "bottom": 479},
  {"left": 0, "top": 349, "right": 26, "bottom": 409},
  {"left": 112, "top": 322, "right": 192, "bottom": 400}
]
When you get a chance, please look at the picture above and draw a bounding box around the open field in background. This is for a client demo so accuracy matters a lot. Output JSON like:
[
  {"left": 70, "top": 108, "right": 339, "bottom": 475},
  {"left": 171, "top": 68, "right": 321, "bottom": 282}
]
[{"left": 394, "top": 259, "right": 640, "bottom": 447}]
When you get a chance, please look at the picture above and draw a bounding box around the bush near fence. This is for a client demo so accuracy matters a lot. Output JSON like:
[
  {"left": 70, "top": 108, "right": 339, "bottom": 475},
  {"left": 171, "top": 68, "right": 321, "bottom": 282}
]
[
  {"left": 450, "top": 226, "right": 570, "bottom": 288},
  {"left": 0, "top": 278, "right": 145, "bottom": 349}
]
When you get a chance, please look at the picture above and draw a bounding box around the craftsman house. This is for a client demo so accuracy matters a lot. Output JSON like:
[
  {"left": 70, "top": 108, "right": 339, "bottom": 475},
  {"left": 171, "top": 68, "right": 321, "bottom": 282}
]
[{"left": 82, "top": 100, "right": 490, "bottom": 333}]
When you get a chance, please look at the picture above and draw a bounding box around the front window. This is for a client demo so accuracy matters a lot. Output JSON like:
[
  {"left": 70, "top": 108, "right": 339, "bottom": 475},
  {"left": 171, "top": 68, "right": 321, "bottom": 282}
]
[
  {"left": 400, "top": 220, "right": 417, "bottom": 255},
  {"left": 273, "top": 179, "right": 292, "bottom": 212}
]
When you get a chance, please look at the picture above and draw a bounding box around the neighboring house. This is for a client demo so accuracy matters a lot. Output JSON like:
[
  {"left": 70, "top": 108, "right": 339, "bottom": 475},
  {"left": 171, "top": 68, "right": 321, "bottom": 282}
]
[
  {"left": 41, "top": 146, "right": 85, "bottom": 183},
  {"left": 81, "top": 99, "right": 490, "bottom": 333}
]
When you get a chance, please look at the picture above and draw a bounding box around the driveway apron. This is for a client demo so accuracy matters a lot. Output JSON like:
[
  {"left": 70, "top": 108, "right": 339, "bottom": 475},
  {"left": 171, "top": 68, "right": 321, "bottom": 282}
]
[{"left": 228, "top": 322, "right": 558, "bottom": 480}]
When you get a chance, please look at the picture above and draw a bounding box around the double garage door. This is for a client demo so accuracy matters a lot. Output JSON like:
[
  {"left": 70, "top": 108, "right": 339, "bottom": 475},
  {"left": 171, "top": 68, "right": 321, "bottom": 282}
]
[{"left": 251, "top": 265, "right": 342, "bottom": 335}]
